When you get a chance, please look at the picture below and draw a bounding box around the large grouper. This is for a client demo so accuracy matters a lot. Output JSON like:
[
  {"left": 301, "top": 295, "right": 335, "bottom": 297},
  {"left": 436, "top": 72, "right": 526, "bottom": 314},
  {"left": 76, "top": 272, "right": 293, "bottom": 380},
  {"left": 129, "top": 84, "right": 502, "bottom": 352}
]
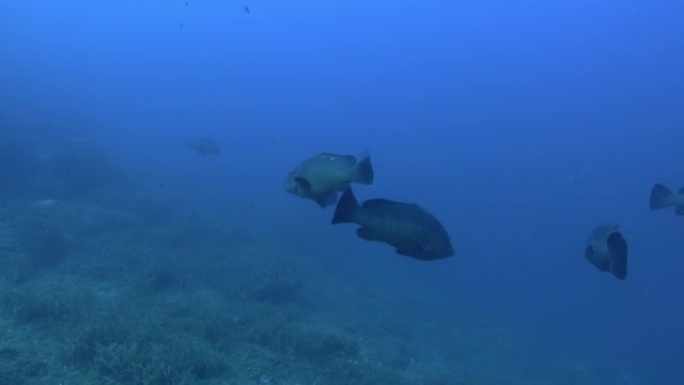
[
  {"left": 283, "top": 152, "right": 374, "bottom": 207},
  {"left": 331, "top": 187, "right": 454, "bottom": 261}
]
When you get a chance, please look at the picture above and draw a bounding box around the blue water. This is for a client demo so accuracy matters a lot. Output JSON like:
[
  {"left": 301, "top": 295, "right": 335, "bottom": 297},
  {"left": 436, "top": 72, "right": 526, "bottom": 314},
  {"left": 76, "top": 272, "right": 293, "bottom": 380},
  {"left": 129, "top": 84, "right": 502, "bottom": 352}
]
[{"left": 2, "top": 0, "right": 683, "bottom": 384}]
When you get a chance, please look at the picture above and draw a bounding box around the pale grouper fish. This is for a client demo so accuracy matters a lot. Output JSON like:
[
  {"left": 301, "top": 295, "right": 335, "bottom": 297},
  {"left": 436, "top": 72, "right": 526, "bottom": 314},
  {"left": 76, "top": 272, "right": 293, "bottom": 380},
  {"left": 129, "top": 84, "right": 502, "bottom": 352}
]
[
  {"left": 584, "top": 223, "right": 628, "bottom": 280},
  {"left": 332, "top": 187, "right": 454, "bottom": 261},
  {"left": 283, "top": 152, "right": 374, "bottom": 208}
]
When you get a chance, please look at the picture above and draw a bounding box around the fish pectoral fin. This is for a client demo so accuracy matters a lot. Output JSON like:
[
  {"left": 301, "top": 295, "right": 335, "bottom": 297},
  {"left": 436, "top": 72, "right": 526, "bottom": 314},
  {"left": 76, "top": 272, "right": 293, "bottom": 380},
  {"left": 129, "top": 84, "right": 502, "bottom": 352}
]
[
  {"left": 356, "top": 227, "right": 380, "bottom": 241},
  {"left": 315, "top": 193, "right": 338, "bottom": 208},
  {"left": 417, "top": 240, "right": 431, "bottom": 253},
  {"left": 294, "top": 177, "right": 312, "bottom": 191},
  {"left": 399, "top": 242, "right": 429, "bottom": 258}
]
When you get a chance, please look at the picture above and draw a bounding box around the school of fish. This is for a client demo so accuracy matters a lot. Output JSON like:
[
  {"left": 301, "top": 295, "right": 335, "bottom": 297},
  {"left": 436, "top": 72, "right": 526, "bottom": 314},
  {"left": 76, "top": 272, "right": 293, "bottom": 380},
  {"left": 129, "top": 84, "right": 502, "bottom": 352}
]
[
  {"left": 185, "top": 138, "right": 678, "bottom": 281},
  {"left": 278, "top": 150, "right": 684, "bottom": 281}
]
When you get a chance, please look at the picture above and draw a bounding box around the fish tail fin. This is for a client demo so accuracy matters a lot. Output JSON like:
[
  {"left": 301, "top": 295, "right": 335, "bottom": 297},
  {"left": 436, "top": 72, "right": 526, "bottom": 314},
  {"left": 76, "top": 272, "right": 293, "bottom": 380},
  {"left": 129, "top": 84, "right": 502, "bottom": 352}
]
[
  {"left": 649, "top": 183, "right": 673, "bottom": 210},
  {"left": 353, "top": 155, "right": 374, "bottom": 185},
  {"left": 607, "top": 232, "right": 628, "bottom": 280},
  {"left": 677, "top": 188, "right": 684, "bottom": 215},
  {"left": 332, "top": 188, "right": 361, "bottom": 224}
]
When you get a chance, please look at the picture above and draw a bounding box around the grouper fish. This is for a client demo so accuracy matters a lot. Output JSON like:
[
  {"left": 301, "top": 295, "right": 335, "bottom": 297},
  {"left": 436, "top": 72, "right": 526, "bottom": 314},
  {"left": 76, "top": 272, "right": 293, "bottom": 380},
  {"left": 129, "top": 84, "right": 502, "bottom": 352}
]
[
  {"left": 332, "top": 188, "right": 454, "bottom": 261},
  {"left": 283, "top": 152, "right": 374, "bottom": 208},
  {"left": 649, "top": 183, "right": 684, "bottom": 215},
  {"left": 584, "top": 223, "right": 628, "bottom": 280}
]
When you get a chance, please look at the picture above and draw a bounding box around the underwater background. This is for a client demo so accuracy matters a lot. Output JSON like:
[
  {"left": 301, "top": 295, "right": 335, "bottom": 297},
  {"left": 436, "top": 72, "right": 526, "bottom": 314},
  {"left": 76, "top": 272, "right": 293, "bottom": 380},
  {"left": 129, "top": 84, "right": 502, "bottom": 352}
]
[{"left": 1, "top": 0, "right": 683, "bottom": 384}]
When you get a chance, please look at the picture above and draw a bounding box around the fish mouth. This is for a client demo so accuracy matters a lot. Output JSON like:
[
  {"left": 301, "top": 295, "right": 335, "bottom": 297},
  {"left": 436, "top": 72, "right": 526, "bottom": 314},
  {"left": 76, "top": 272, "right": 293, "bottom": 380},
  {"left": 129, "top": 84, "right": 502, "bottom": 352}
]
[{"left": 282, "top": 178, "right": 296, "bottom": 193}]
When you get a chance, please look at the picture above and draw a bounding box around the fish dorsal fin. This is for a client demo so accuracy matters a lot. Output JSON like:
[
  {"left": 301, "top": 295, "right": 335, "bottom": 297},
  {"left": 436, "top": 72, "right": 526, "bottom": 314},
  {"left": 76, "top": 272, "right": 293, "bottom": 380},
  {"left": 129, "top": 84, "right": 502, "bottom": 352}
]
[
  {"left": 361, "top": 198, "right": 397, "bottom": 209},
  {"left": 294, "top": 177, "right": 312, "bottom": 191}
]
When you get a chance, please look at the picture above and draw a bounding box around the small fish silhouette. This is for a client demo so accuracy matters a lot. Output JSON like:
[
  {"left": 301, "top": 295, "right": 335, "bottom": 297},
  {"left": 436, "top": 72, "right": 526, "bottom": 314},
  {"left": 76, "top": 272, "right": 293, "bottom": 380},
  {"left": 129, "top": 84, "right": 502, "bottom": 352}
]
[{"left": 244, "top": 5, "right": 250, "bottom": 14}]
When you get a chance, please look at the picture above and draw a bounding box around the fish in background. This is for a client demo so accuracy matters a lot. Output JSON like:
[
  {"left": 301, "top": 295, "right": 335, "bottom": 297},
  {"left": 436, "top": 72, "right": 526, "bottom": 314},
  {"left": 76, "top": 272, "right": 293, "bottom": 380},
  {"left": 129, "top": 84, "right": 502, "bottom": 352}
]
[
  {"left": 185, "top": 137, "right": 221, "bottom": 156},
  {"left": 649, "top": 183, "right": 684, "bottom": 215},
  {"left": 283, "top": 152, "right": 374, "bottom": 208},
  {"left": 332, "top": 188, "right": 454, "bottom": 261},
  {"left": 584, "top": 223, "right": 628, "bottom": 280}
]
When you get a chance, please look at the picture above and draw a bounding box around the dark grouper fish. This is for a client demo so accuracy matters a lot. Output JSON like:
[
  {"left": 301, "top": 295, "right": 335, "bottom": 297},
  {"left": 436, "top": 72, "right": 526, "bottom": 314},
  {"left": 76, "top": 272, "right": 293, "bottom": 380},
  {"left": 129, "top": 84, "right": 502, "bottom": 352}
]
[
  {"left": 283, "top": 152, "right": 374, "bottom": 207},
  {"left": 332, "top": 188, "right": 454, "bottom": 261},
  {"left": 584, "top": 223, "right": 628, "bottom": 280},
  {"left": 649, "top": 183, "right": 684, "bottom": 215}
]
